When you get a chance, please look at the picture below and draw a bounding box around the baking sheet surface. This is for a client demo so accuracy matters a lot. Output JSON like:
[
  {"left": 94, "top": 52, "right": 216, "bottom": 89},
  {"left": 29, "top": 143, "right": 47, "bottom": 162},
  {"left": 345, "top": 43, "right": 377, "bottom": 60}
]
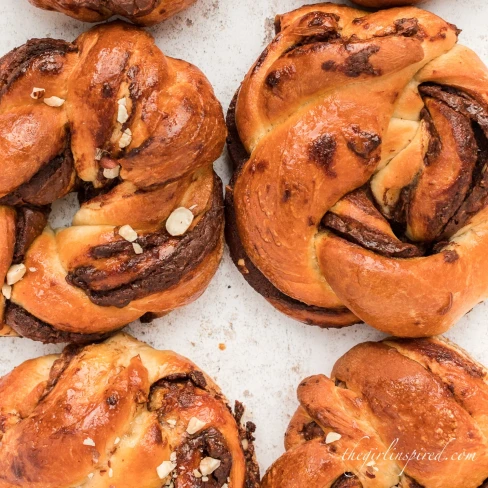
[{"left": 0, "top": 0, "right": 487, "bottom": 473}]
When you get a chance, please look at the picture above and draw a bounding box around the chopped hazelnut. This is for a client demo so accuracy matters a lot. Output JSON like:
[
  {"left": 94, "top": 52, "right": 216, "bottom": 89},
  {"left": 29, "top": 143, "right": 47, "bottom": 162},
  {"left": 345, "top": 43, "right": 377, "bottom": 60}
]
[
  {"left": 2, "top": 284, "right": 12, "bottom": 299},
  {"left": 30, "top": 87, "right": 45, "bottom": 100},
  {"left": 166, "top": 207, "right": 194, "bottom": 237},
  {"left": 43, "top": 96, "right": 65, "bottom": 107},
  {"left": 103, "top": 166, "right": 120, "bottom": 179},
  {"left": 119, "top": 128, "right": 132, "bottom": 149},
  {"left": 117, "top": 100, "right": 129, "bottom": 124},
  {"left": 186, "top": 417, "right": 206, "bottom": 435},
  {"left": 118, "top": 225, "right": 138, "bottom": 242},
  {"left": 132, "top": 243, "right": 143, "bottom": 255},
  {"left": 199, "top": 457, "right": 221, "bottom": 476},
  {"left": 157, "top": 461, "right": 177, "bottom": 480},
  {"left": 6, "top": 264, "right": 26, "bottom": 285},
  {"left": 325, "top": 432, "right": 341, "bottom": 444}
]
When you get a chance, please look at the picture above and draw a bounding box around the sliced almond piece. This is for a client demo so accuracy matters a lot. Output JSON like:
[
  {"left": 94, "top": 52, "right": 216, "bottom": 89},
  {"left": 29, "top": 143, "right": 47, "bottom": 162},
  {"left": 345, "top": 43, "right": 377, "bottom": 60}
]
[
  {"left": 83, "top": 438, "right": 96, "bottom": 447},
  {"left": 95, "top": 148, "right": 104, "bottom": 161}
]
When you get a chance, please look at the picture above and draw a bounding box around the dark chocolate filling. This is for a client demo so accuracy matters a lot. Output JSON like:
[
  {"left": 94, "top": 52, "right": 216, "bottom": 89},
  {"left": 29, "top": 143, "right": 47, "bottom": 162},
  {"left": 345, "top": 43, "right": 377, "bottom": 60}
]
[
  {"left": 4, "top": 303, "right": 112, "bottom": 344},
  {"left": 331, "top": 474, "right": 363, "bottom": 488},
  {"left": 0, "top": 134, "right": 75, "bottom": 207},
  {"left": 300, "top": 421, "right": 324, "bottom": 441},
  {"left": 225, "top": 91, "right": 356, "bottom": 327},
  {"left": 0, "top": 38, "right": 77, "bottom": 98},
  {"left": 320, "top": 84, "right": 488, "bottom": 254},
  {"left": 148, "top": 375, "right": 260, "bottom": 488},
  {"left": 66, "top": 174, "right": 223, "bottom": 308},
  {"left": 12, "top": 207, "right": 49, "bottom": 264}
]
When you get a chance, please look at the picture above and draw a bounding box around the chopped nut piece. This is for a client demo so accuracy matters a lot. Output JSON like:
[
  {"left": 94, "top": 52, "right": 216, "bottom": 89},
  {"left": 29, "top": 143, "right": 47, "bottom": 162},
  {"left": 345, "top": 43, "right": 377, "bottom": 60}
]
[
  {"left": 6, "top": 264, "right": 26, "bottom": 285},
  {"left": 170, "top": 452, "right": 177, "bottom": 462},
  {"left": 241, "top": 439, "right": 249, "bottom": 450},
  {"left": 119, "top": 225, "right": 138, "bottom": 242},
  {"left": 30, "top": 87, "right": 45, "bottom": 100},
  {"left": 103, "top": 165, "right": 120, "bottom": 179},
  {"left": 193, "top": 469, "right": 202, "bottom": 478},
  {"left": 132, "top": 243, "right": 143, "bottom": 255},
  {"left": 87, "top": 473, "right": 94, "bottom": 480},
  {"left": 325, "top": 432, "right": 341, "bottom": 444},
  {"left": 119, "top": 128, "right": 132, "bottom": 149},
  {"left": 2, "top": 284, "right": 12, "bottom": 300},
  {"left": 114, "top": 437, "right": 120, "bottom": 445},
  {"left": 199, "top": 457, "right": 221, "bottom": 476},
  {"left": 108, "top": 468, "right": 113, "bottom": 478},
  {"left": 157, "top": 461, "right": 177, "bottom": 480},
  {"left": 43, "top": 96, "right": 65, "bottom": 107},
  {"left": 117, "top": 102, "right": 129, "bottom": 124},
  {"left": 167, "top": 419, "right": 177, "bottom": 427},
  {"left": 202, "top": 477, "right": 209, "bottom": 482},
  {"left": 166, "top": 207, "right": 194, "bottom": 236},
  {"left": 186, "top": 417, "right": 206, "bottom": 435},
  {"left": 28, "top": 267, "right": 37, "bottom": 272},
  {"left": 95, "top": 148, "right": 104, "bottom": 161},
  {"left": 118, "top": 97, "right": 127, "bottom": 107},
  {"left": 222, "top": 484, "right": 228, "bottom": 488},
  {"left": 83, "top": 438, "right": 96, "bottom": 447},
  {"left": 237, "top": 259, "right": 245, "bottom": 267}
]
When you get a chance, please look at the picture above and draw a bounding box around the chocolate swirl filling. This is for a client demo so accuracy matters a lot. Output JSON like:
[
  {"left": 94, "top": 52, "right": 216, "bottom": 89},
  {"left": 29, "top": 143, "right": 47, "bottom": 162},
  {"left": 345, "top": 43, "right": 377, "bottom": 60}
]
[
  {"left": 149, "top": 374, "right": 259, "bottom": 488},
  {"left": 67, "top": 174, "right": 223, "bottom": 308},
  {"left": 322, "top": 84, "right": 488, "bottom": 257}
]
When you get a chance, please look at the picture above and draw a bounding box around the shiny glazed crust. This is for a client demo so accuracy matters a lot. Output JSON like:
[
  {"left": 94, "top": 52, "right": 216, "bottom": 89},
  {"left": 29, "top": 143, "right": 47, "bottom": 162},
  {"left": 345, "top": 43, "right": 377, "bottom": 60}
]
[
  {"left": 0, "top": 333, "right": 260, "bottom": 488},
  {"left": 227, "top": 3, "right": 488, "bottom": 336},
  {"left": 262, "top": 336, "right": 488, "bottom": 488},
  {"left": 28, "top": 0, "right": 196, "bottom": 26},
  {"left": 352, "top": 0, "right": 422, "bottom": 7},
  {"left": 0, "top": 22, "right": 226, "bottom": 342}
]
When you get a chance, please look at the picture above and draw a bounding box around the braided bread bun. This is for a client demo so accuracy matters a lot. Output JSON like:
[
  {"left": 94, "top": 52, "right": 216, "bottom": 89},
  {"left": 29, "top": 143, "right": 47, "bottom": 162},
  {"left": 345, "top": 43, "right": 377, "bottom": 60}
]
[
  {"left": 0, "top": 22, "right": 226, "bottom": 343},
  {"left": 226, "top": 3, "right": 488, "bottom": 337},
  {"left": 262, "top": 336, "right": 488, "bottom": 488},
  {"left": 0, "top": 333, "right": 260, "bottom": 488},
  {"left": 28, "top": 0, "right": 196, "bottom": 26}
]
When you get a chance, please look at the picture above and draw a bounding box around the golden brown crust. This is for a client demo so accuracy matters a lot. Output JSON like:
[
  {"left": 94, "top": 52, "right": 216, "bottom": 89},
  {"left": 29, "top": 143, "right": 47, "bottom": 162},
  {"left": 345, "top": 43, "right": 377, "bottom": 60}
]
[
  {"left": 262, "top": 336, "right": 488, "bottom": 488},
  {"left": 227, "top": 3, "right": 488, "bottom": 336},
  {"left": 28, "top": 0, "right": 196, "bottom": 26},
  {"left": 352, "top": 0, "right": 422, "bottom": 7},
  {"left": 0, "top": 22, "right": 226, "bottom": 342},
  {"left": 0, "top": 333, "right": 259, "bottom": 488}
]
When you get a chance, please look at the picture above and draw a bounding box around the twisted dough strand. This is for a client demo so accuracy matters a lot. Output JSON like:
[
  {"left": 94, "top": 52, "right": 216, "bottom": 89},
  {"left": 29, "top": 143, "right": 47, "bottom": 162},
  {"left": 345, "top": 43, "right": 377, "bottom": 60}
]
[
  {"left": 262, "top": 337, "right": 488, "bottom": 488},
  {"left": 228, "top": 4, "right": 488, "bottom": 336},
  {"left": 0, "top": 333, "right": 259, "bottom": 488},
  {"left": 0, "top": 22, "right": 226, "bottom": 342}
]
